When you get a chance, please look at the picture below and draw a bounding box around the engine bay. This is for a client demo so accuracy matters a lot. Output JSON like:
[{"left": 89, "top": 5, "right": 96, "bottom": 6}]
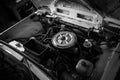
[{"left": 1, "top": 0, "right": 120, "bottom": 80}]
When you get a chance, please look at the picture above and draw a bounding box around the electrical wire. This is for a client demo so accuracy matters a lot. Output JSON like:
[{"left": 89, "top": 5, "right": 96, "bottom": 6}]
[
  {"left": 24, "top": 58, "right": 35, "bottom": 80},
  {"left": 40, "top": 27, "right": 53, "bottom": 41},
  {"left": 0, "top": 50, "right": 5, "bottom": 67},
  {"left": 103, "top": 27, "right": 120, "bottom": 36},
  {"left": 0, "top": 47, "right": 35, "bottom": 80},
  {"left": 67, "top": 26, "right": 87, "bottom": 39}
]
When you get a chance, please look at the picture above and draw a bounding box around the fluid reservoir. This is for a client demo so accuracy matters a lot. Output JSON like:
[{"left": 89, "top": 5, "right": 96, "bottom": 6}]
[{"left": 76, "top": 59, "right": 93, "bottom": 77}]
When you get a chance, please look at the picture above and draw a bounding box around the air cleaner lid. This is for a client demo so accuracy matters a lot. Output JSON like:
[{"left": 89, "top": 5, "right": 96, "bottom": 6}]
[{"left": 52, "top": 31, "right": 76, "bottom": 49}]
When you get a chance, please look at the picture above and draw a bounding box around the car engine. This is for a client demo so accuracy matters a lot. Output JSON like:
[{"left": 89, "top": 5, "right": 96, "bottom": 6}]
[{"left": 1, "top": 0, "right": 120, "bottom": 80}]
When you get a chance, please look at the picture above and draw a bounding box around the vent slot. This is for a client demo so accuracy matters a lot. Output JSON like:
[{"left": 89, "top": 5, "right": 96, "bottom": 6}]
[
  {"left": 56, "top": 8, "right": 69, "bottom": 15},
  {"left": 77, "top": 13, "right": 93, "bottom": 21}
]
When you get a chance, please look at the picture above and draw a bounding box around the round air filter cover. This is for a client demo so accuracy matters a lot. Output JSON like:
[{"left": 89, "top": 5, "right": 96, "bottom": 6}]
[{"left": 52, "top": 31, "right": 76, "bottom": 49}]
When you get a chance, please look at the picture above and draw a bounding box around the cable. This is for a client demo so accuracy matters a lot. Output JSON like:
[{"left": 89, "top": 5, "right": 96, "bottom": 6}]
[
  {"left": 40, "top": 27, "right": 52, "bottom": 41},
  {"left": 0, "top": 47, "right": 34, "bottom": 80},
  {"left": 0, "top": 50, "right": 5, "bottom": 67},
  {"left": 24, "top": 58, "right": 35, "bottom": 80},
  {"left": 103, "top": 27, "right": 120, "bottom": 36},
  {"left": 67, "top": 26, "right": 87, "bottom": 39}
]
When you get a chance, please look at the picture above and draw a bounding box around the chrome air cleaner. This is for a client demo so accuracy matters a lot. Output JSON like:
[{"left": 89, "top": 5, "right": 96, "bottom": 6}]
[{"left": 52, "top": 31, "right": 77, "bottom": 49}]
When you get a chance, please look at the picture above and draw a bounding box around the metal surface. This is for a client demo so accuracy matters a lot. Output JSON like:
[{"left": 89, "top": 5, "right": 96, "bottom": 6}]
[
  {"left": 49, "top": 0, "right": 103, "bottom": 29},
  {"left": 100, "top": 43, "right": 120, "bottom": 80},
  {"left": 0, "top": 40, "right": 54, "bottom": 80},
  {"left": 52, "top": 31, "right": 76, "bottom": 49}
]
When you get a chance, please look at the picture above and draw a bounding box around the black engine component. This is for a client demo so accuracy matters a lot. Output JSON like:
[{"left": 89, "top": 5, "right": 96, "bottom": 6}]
[
  {"left": 20, "top": 17, "right": 103, "bottom": 80},
  {"left": 2, "top": 0, "right": 120, "bottom": 80}
]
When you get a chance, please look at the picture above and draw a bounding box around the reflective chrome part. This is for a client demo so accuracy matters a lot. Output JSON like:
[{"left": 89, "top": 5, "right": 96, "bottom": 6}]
[{"left": 52, "top": 31, "right": 76, "bottom": 49}]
